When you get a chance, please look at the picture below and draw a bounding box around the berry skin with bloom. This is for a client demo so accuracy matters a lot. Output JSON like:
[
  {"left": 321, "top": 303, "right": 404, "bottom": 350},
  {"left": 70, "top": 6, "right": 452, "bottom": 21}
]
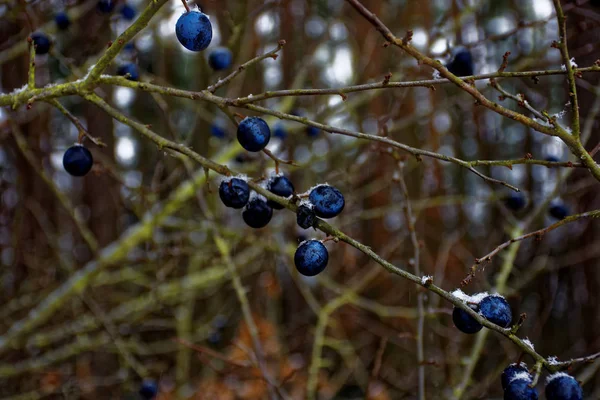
[
  {"left": 120, "top": 3, "right": 136, "bottom": 20},
  {"left": 218, "top": 178, "right": 250, "bottom": 209},
  {"left": 502, "top": 363, "right": 531, "bottom": 390},
  {"left": 308, "top": 185, "right": 345, "bottom": 218},
  {"left": 237, "top": 117, "right": 271, "bottom": 152},
  {"left": 446, "top": 49, "right": 474, "bottom": 77},
  {"left": 294, "top": 240, "right": 329, "bottom": 276},
  {"left": 242, "top": 197, "right": 273, "bottom": 228},
  {"left": 31, "top": 32, "right": 51, "bottom": 55},
  {"left": 479, "top": 295, "right": 512, "bottom": 328},
  {"left": 297, "top": 203, "right": 316, "bottom": 229},
  {"left": 545, "top": 373, "right": 583, "bottom": 400},
  {"left": 452, "top": 306, "right": 483, "bottom": 334},
  {"left": 176, "top": 11, "right": 213, "bottom": 52},
  {"left": 117, "top": 63, "right": 139, "bottom": 81},
  {"left": 266, "top": 175, "right": 294, "bottom": 210},
  {"left": 505, "top": 376, "right": 539, "bottom": 400},
  {"left": 55, "top": 12, "right": 70, "bottom": 30},
  {"left": 97, "top": 0, "right": 116, "bottom": 13},
  {"left": 549, "top": 202, "right": 569, "bottom": 220},
  {"left": 139, "top": 379, "right": 158, "bottom": 399},
  {"left": 208, "top": 47, "right": 233, "bottom": 71},
  {"left": 505, "top": 192, "right": 526, "bottom": 211},
  {"left": 63, "top": 145, "right": 93, "bottom": 177}
]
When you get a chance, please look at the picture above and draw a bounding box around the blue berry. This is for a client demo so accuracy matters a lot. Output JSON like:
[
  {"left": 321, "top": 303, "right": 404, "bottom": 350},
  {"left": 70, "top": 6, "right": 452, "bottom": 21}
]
[
  {"left": 545, "top": 373, "right": 583, "bottom": 400},
  {"left": 120, "top": 3, "right": 136, "bottom": 20},
  {"left": 237, "top": 117, "right": 271, "bottom": 152},
  {"left": 505, "top": 192, "right": 526, "bottom": 211},
  {"left": 63, "top": 145, "right": 93, "bottom": 177},
  {"left": 308, "top": 184, "right": 345, "bottom": 218},
  {"left": 139, "top": 379, "right": 158, "bottom": 399},
  {"left": 297, "top": 203, "right": 316, "bottom": 229},
  {"left": 176, "top": 11, "right": 213, "bottom": 52},
  {"left": 294, "top": 239, "right": 329, "bottom": 276},
  {"left": 479, "top": 295, "right": 512, "bottom": 328},
  {"left": 55, "top": 12, "right": 70, "bottom": 30},
  {"left": 307, "top": 126, "right": 320, "bottom": 137},
  {"left": 502, "top": 363, "right": 531, "bottom": 390},
  {"left": 549, "top": 201, "right": 569, "bottom": 220},
  {"left": 505, "top": 377, "right": 539, "bottom": 400},
  {"left": 545, "top": 155, "right": 560, "bottom": 163},
  {"left": 452, "top": 305, "right": 482, "bottom": 334},
  {"left": 446, "top": 49, "right": 474, "bottom": 77},
  {"left": 208, "top": 47, "right": 233, "bottom": 70},
  {"left": 242, "top": 197, "right": 273, "bottom": 228},
  {"left": 273, "top": 123, "right": 287, "bottom": 139},
  {"left": 97, "top": 0, "right": 116, "bottom": 13},
  {"left": 211, "top": 124, "right": 226, "bottom": 138},
  {"left": 218, "top": 178, "right": 249, "bottom": 209},
  {"left": 267, "top": 175, "right": 294, "bottom": 210},
  {"left": 30, "top": 32, "right": 51, "bottom": 55},
  {"left": 117, "top": 63, "right": 139, "bottom": 81}
]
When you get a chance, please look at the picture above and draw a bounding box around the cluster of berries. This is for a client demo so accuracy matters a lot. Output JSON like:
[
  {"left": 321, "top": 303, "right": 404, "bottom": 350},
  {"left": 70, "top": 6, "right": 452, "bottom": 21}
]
[
  {"left": 504, "top": 191, "right": 570, "bottom": 221},
  {"left": 502, "top": 364, "right": 583, "bottom": 400},
  {"left": 452, "top": 291, "right": 512, "bottom": 334}
]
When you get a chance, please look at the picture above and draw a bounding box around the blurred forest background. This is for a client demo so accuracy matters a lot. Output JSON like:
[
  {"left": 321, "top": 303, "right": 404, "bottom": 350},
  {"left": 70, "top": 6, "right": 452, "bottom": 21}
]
[{"left": 1, "top": 0, "right": 600, "bottom": 399}]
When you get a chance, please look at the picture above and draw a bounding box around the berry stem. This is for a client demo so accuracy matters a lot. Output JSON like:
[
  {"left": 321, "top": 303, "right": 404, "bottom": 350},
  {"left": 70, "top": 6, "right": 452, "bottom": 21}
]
[{"left": 180, "top": 0, "right": 190, "bottom": 13}]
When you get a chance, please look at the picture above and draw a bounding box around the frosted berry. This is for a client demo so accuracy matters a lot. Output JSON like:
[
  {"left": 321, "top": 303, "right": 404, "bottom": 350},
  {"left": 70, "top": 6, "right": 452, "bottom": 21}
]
[
  {"left": 452, "top": 306, "right": 482, "bottom": 334},
  {"left": 308, "top": 184, "right": 345, "bottom": 218},
  {"left": 505, "top": 376, "right": 539, "bottom": 400},
  {"left": 30, "top": 32, "right": 51, "bottom": 55},
  {"left": 117, "top": 63, "right": 139, "bottom": 81},
  {"left": 63, "top": 145, "right": 93, "bottom": 177},
  {"left": 545, "top": 373, "right": 583, "bottom": 400},
  {"left": 294, "top": 239, "right": 328, "bottom": 276},
  {"left": 208, "top": 47, "right": 233, "bottom": 70},
  {"left": 446, "top": 49, "right": 474, "bottom": 77},
  {"left": 479, "top": 295, "right": 512, "bottom": 328},
  {"left": 502, "top": 363, "right": 531, "bottom": 390},
  {"left": 218, "top": 178, "right": 249, "bottom": 209},
  {"left": 266, "top": 175, "right": 294, "bottom": 210},
  {"left": 297, "top": 203, "right": 316, "bottom": 229},
  {"left": 55, "top": 12, "right": 70, "bottom": 30},
  {"left": 176, "top": 11, "right": 213, "bottom": 52},
  {"left": 237, "top": 117, "right": 271, "bottom": 152},
  {"left": 139, "top": 379, "right": 158, "bottom": 399},
  {"left": 242, "top": 197, "right": 273, "bottom": 228}
]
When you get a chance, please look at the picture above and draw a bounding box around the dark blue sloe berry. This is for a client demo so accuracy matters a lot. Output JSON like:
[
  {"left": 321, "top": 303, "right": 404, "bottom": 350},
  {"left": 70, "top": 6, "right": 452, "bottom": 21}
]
[
  {"left": 446, "top": 49, "right": 474, "bottom": 77},
  {"left": 297, "top": 203, "right": 316, "bottom": 229},
  {"left": 211, "top": 124, "right": 226, "bottom": 138},
  {"left": 549, "top": 202, "right": 569, "bottom": 220},
  {"left": 502, "top": 363, "right": 530, "bottom": 390},
  {"left": 237, "top": 117, "right": 271, "bottom": 152},
  {"left": 307, "top": 126, "right": 320, "bottom": 137},
  {"left": 505, "top": 192, "right": 526, "bottom": 211},
  {"left": 218, "top": 178, "right": 249, "bottom": 209},
  {"left": 139, "top": 379, "right": 158, "bottom": 399},
  {"left": 55, "top": 12, "right": 70, "bottom": 30},
  {"left": 479, "top": 295, "right": 512, "bottom": 328},
  {"left": 308, "top": 184, "right": 345, "bottom": 218},
  {"left": 207, "top": 330, "right": 221, "bottom": 345},
  {"left": 266, "top": 175, "right": 294, "bottom": 210},
  {"left": 242, "top": 197, "right": 273, "bottom": 228},
  {"left": 63, "top": 145, "right": 93, "bottom": 177},
  {"left": 294, "top": 239, "right": 328, "bottom": 276},
  {"left": 31, "top": 32, "right": 51, "bottom": 55},
  {"left": 117, "top": 63, "right": 139, "bottom": 81},
  {"left": 176, "top": 11, "right": 213, "bottom": 52},
  {"left": 452, "top": 306, "right": 483, "bottom": 334},
  {"left": 545, "top": 155, "right": 560, "bottom": 163},
  {"left": 97, "top": 0, "right": 116, "bottom": 13},
  {"left": 273, "top": 123, "right": 287, "bottom": 139},
  {"left": 545, "top": 373, "right": 583, "bottom": 400},
  {"left": 120, "top": 3, "right": 136, "bottom": 20},
  {"left": 505, "top": 377, "right": 539, "bottom": 400},
  {"left": 208, "top": 47, "right": 233, "bottom": 70}
]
